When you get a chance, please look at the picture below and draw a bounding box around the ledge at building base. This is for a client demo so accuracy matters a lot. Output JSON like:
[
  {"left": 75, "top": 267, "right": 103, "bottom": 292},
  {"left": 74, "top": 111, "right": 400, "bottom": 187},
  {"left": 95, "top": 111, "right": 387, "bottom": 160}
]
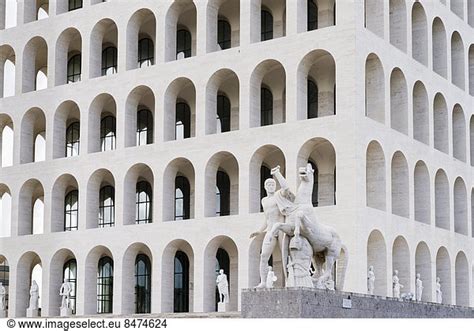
[{"left": 241, "top": 288, "right": 474, "bottom": 318}]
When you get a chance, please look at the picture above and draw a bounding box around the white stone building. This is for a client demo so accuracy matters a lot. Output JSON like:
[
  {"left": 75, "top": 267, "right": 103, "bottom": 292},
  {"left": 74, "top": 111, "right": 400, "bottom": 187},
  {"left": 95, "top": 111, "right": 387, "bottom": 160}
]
[{"left": 0, "top": 0, "right": 473, "bottom": 317}]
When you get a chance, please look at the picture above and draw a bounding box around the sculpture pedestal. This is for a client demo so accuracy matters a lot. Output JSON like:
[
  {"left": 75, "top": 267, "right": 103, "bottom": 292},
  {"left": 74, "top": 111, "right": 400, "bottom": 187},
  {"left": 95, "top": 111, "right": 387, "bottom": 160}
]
[
  {"left": 26, "top": 308, "right": 39, "bottom": 317},
  {"left": 217, "top": 302, "right": 229, "bottom": 312},
  {"left": 0, "top": 310, "right": 6, "bottom": 318},
  {"left": 60, "top": 307, "right": 72, "bottom": 317}
]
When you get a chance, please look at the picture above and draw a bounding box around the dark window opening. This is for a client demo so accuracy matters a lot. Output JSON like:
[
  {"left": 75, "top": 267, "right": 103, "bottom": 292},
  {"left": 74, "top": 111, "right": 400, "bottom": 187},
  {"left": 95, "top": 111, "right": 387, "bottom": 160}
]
[
  {"left": 136, "top": 181, "right": 152, "bottom": 224},
  {"left": 99, "top": 185, "right": 115, "bottom": 227},
  {"left": 97, "top": 256, "right": 113, "bottom": 314},
  {"left": 217, "top": 94, "right": 231, "bottom": 133},
  {"left": 261, "top": 87, "right": 273, "bottom": 126},
  {"left": 218, "top": 20, "right": 231, "bottom": 50},
  {"left": 175, "top": 176, "right": 190, "bottom": 220},
  {"left": 261, "top": 10, "right": 273, "bottom": 41},
  {"left": 64, "top": 190, "right": 79, "bottom": 231}
]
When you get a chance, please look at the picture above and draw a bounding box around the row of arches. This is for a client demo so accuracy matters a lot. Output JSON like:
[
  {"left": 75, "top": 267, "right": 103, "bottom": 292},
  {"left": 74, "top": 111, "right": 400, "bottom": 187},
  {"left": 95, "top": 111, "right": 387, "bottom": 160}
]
[
  {"left": 366, "top": 141, "right": 473, "bottom": 236},
  {"left": 367, "top": 230, "right": 472, "bottom": 306},
  {"left": 0, "top": 50, "right": 336, "bottom": 166},
  {"left": 365, "top": 54, "right": 473, "bottom": 163},
  {"left": 364, "top": 0, "right": 474, "bottom": 95},
  {"left": 0, "top": 137, "right": 337, "bottom": 237}
]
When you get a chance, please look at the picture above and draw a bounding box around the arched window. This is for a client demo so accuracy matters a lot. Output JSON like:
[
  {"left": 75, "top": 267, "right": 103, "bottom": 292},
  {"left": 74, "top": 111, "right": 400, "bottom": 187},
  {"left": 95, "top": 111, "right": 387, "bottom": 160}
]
[
  {"left": 307, "top": 79, "right": 318, "bottom": 118},
  {"left": 136, "top": 181, "right": 152, "bottom": 224},
  {"left": 261, "top": 10, "right": 273, "bottom": 41},
  {"left": 136, "top": 109, "right": 153, "bottom": 146},
  {"left": 217, "top": 95, "right": 231, "bottom": 133},
  {"left": 99, "top": 186, "right": 115, "bottom": 227},
  {"left": 175, "top": 176, "right": 190, "bottom": 220},
  {"left": 65, "top": 122, "right": 80, "bottom": 157},
  {"left": 175, "top": 102, "right": 191, "bottom": 140},
  {"left": 261, "top": 87, "right": 273, "bottom": 126},
  {"left": 101, "top": 47, "right": 117, "bottom": 76},
  {"left": 67, "top": 54, "right": 81, "bottom": 83},
  {"left": 309, "top": 161, "right": 319, "bottom": 207},
  {"left": 215, "top": 248, "right": 230, "bottom": 311},
  {"left": 97, "top": 256, "right": 113, "bottom": 314},
  {"left": 63, "top": 259, "right": 77, "bottom": 314},
  {"left": 138, "top": 38, "right": 154, "bottom": 68},
  {"left": 260, "top": 165, "right": 271, "bottom": 211},
  {"left": 218, "top": 20, "right": 231, "bottom": 50},
  {"left": 64, "top": 190, "right": 79, "bottom": 231},
  {"left": 69, "top": 0, "right": 82, "bottom": 11},
  {"left": 308, "top": 0, "right": 318, "bottom": 31},
  {"left": 177, "top": 29, "right": 192, "bottom": 58},
  {"left": 100, "top": 116, "right": 116, "bottom": 151},
  {"left": 174, "top": 251, "right": 189, "bottom": 313},
  {"left": 135, "top": 254, "right": 151, "bottom": 314},
  {"left": 216, "top": 171, "right": 230, "bottom": 216}
]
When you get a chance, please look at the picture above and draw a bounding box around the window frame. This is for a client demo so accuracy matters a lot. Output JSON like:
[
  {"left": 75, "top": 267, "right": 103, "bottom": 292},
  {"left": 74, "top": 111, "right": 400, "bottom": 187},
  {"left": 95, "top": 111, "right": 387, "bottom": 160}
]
[
  {"left": 64, "top": 189, "right": 79, "bottom": 231},
  {"left": 67, "top": 54, "right": 81, "bottom": 83},
  {"left": 98, "top": 185, "right": 115, "bottom": 227},
  {"left": 65, "top": 121, "right": 80, "bottom": 157},
  {"left": 135, "top": 254, "right": 151, "bottom": 314},
  {"left": 97, "top": 256, "right": 113, "bottom": 314},
  {"left": 136, "top": 181, "right": 152, "bottom": 224},
  {"left": 101, "top": 46, "right": 118, "bottom": 76}
]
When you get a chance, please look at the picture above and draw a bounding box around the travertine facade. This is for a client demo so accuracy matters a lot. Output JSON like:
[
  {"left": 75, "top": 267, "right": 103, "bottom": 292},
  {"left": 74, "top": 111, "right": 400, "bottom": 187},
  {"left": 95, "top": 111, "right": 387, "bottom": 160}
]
[{"left": 0, "top": 0, "right": 473, "bottom": 318}]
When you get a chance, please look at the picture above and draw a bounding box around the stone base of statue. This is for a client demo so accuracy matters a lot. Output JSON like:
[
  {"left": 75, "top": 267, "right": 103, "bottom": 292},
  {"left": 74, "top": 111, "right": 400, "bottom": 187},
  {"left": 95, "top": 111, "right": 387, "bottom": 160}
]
[
  {"left": 0, "top": 310, "right": 6, "bottom": 318},
  {"left": 60, "top": 307, "right": 72, "bottom": 317},
  {"left": 241, "top": 287, "right": 474, "bottom": 318},
  {"left": 26, "top": 308, "right": 39, "bottom": 317},
  {"left": 217, "top": 302, "right": 229, "bottom": 312}
]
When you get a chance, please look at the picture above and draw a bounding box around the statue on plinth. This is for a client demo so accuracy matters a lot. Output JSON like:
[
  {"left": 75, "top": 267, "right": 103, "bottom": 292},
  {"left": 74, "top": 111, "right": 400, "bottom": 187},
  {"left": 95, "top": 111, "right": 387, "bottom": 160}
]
[
  {"left": 367, "top": 266, "right": 375, "bottom": 295},
  {"left": 59, "top": 280, "right": 72, "bottom": 309},
  {"left": 250, "top": 164, "right": 347, "bottom": 291},
  {"left": 415, "top": 273, "right": 423, "bottom": 302},
  {"left": 0, "top": 282, "right": 6, "bottom": 311},
  {"left": 392, "top": 270, "right": 403, "bottom": 298},
  {"left": 436, "top": 277, "right": 442, "bottom": 304},
  {"left": 266, "top": 266, "right": 277, "bottom": 288},
  {"left": 28, "top": 281, "right": 39, "bottom": 310},
  {"left": 216, "top": 269, "right": 229, "bottom": 304}
]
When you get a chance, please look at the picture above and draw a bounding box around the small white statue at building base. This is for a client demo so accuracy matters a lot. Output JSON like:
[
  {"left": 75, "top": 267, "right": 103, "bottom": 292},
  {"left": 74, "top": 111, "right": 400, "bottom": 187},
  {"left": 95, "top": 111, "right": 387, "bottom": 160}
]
[
  {"left": 26, "top": 280, "right": 39, "bottom": 317},
  {"left": 436, "top": 277, "right": 442, "bottom": 304},
  {"left": 59, "top": 280, "right": 73, "bottom": 316},
  {"left": 266, "top": 266, "right": 277, "bottom": 288},
  {"left": 392, "top": 270, "right": 404, "bottom": 299},
  {"left": 367, "top": 266, "right": 375, "bottom": 295},
  {"left": 216, "top": 269, "right": 229, "bottom": 312},
  {"left": 0, "top": 282, "right": 6, "bottom": 317},
  {"left": 415, "top": 273, "right": 423, "bottom": 302}
]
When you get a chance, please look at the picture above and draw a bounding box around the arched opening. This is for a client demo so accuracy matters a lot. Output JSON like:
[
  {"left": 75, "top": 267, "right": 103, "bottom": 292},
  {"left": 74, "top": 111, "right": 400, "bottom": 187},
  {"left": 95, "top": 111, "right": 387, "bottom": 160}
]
[
  {"left": 205, "top": 69, "right": 239, "bottom": 134},
  {"left": 20, "top": 107, "right": 46, "bottom": 164},
  {"left": 0, "top": 114, "right": 14, "bottom": 167},
  {"left": 435, "top": 169, "right": 450, "bottom": 230},
  {"left": 53, "top": 100, "right": 80, "bottom": 159},
  {"left": 455, "top": 252, "right": 469, "bottom": 306},
  {"left": 389, "top": 0, "right": 407, "bottom": 52},
  {"left": 22, "top": 37, "right": 48, "bottom": 92},
  {"left": 433, "top": 93, "right": 448, "bottom": 153},
  {"left": 161, "top": 240, "right": 194, "bottom": 313},
  {"left": 432, "top": 18, "right": 447, "bottom": 78},
  {"left": 164, "top": 78, "right": 196, "bottom": 141},
  {"left": 451, "top": 32, "right": 465, "bottom": 90},
  {"left": 367, "top": 230, "right": 387, "bottom": 296},
  {"left": 364, "top": 0, "right": 384, "bottom": 37},
  {"left": 87, "top": 94, "right": 117, "bottom": 153},
  {"left": 391, "top": 151, "right": 409, "bottom": 218},
  {"left": 86, "top": 169, "right": 115, "bottom": 229},
  {"left": 207, "top": 0, "right": 240, "bottom": 52},
  {"left": 165, "top": 0, "right": 196, "bottom": 61},
  {"left": 436, "top": 247, "right": 451, "bottom": 304},
  {"left": 123, "top": 163, "right": 154, "bottom": 225},
  {"left": 18, "top": 179, "right": 44, "bottom": 236},
  {"left": 0, "top": 45, "right": 15, "bottom": 98},
  {"left": 392, "top": 236, "right": 410, "bottom": 296},
  {"left": 411, "top": 2, "right": 427, "bottom": 65},
  {"left": 48, "top": 249, "right": 76, "bottom": 316},
  {"left": 414, "top": 161, "right": 430, "bottom": 224},
  {"left": 0, "top": 185, "right": 11, "bottom": 237},
  {"left": 203, "top": 236, "right": 238, "bottom": 312},
  {"left": 126, "top": 9, "right": 156, "bottom": 70},
  {"left": 163, "top": 158, "right": 195, "bottom": 221},
  {"left": 83, "top": 246, "right": 113, "bottom": 315},
  {"left": 297, "top": 49, "right": 336, "bottom": 120},
  {"left": 390, "top": 68, "right": 408, "bottom": 135},
  {"left": 124, "top": 85, "right": 155, "bottom": 147},
  {"left": 412, "top": 81, "right": 429, "bottom": 144},
  {"left": 204, "top": 152, "right": 239, "bottom": 217},
  {"left": 249, "top": 145, "right": 285, "bottom": 213},
  {"left": 15, "top": 252, "right": 42, "bottom": 317},
  {"left": 454, "top": 177, "right": 467, "bottom": 235},
  {"left": 415, "top": 242, "right": 432, "bottom": 302},
  {"left": 365, "top": 53, "right": 384, "bottom": 123},
  {"left": 55, "top": 28, "right": 82, "bottom": 86},
  {"left": 89, "top": 19, "right": 118, "bottom": 78},
  {"left": 1, "top": 0, "right": 17, "bottom": 29},
  {"left": 249, "top": 59, "right": 286, "bottom": 127},
  {"left": 51, "top": 174, "right": 79, "bottom": 232},
  {"left": 452, "top": 104, "right": 466, "bottom": 162},
  {"left": 253, "top": 0, "right": 286, "bottom": 42},
  {"left": 121, "top": 243, "right": 152, "bottom": 315}
]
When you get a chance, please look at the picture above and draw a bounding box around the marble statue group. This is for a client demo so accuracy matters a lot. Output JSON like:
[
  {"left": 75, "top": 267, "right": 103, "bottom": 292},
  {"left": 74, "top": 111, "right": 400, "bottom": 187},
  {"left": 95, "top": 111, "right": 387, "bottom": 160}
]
[{"left": 250, "top": 164, "right": 347, "bottom": 290}]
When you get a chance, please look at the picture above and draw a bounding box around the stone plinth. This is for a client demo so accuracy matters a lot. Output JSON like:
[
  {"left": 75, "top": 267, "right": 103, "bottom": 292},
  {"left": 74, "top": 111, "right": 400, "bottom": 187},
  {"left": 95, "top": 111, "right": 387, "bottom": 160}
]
[
  {"left": 26, "top": 308, "right": 39, "bottom": 317},
  {"left": 241, "top": 288, "right": 474, "bottom": 318},
  {"left": 217, "top": 302, "right": 230, "bottom": 312},
  {"left": 0, "top": 310, "right": 6, "bottom": 318},
  {"left": 60, "top": 307, "right": 73, "bottom": 317}
]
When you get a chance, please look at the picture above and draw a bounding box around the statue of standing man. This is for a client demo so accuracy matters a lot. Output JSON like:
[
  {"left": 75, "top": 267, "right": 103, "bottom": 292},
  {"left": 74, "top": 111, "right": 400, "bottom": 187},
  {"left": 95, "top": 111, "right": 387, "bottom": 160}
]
[
  {"left": 367, "top": 266, "right": 375, "bottom": 295},
  {"left": 0, "top": 282, "right": 6, "bottom": 311},
  {"left": 216, "top": 269, "right": 229, "bottom": 304},
  {"left": 59, "top": 280, "right": 72, "bottom": 309}
]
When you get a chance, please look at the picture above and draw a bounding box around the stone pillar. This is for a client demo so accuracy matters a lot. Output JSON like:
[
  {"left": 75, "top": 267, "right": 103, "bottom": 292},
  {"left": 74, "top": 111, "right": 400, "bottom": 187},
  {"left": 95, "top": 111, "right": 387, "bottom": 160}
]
[
  {"left": 112, "top": 258, "right": 123, "bottom": 315},
  {"left": 318, "top": 0, "right": 335, "bottom": 28},
  {"left": 318, "top": 90, "right": 335, "bottom": 117},
  {"left": 196, "top": 2, "right": 208, "bottom": 56},
  {"left": 318, "top": 173, "right": 335, "bottom": 206}
]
